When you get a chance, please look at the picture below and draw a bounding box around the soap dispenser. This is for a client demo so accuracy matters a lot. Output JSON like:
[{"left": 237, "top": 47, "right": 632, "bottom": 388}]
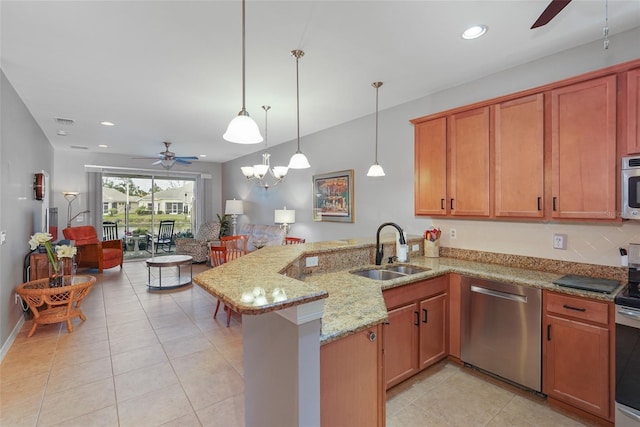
[{"left": 396, "top": 231, "right": 408, "bottom": 262}]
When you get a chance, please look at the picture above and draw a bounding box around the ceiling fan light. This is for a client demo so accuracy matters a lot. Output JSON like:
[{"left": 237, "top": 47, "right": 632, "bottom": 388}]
[
  {"left": 223, "top": 114, "right": 263, "bottom": 144},
  {"left": 462, "top": 24, "right": 488, "bottom": 40},
  {"left": 241, "top": 166, "right": 255, "bottom": 178},
  {"left": 273, "top": 166, "right": 289, "bottom": 179},
  {"left": 367, "top": 163, "right": 386, "bottom": 177},
  {"left": 288, "top": 151, "right": 310, "bottom": 169},
  {"left": 160, "top": 159, "right": 176, "bottom": 169}
]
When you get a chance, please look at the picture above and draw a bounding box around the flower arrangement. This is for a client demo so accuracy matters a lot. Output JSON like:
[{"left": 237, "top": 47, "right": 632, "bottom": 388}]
[
  {"left": 28, "top": 232, "right": 57, "bottom": 273},
  {"left": 28, "top": 233, "right": 77, "bottom": 275}
]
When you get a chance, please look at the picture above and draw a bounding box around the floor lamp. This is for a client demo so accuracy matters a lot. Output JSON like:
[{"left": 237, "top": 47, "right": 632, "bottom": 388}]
[{"left": 225, "top": 199, "right": 244, "bottom": 236}]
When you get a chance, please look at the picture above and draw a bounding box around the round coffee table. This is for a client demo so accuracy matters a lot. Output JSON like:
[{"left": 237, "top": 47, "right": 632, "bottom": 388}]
[
  {"left": 16, "top": 275, "right": 96, "bottom": 337},
  {"left": 146, "top": 255, "right": 193, "bottom": 290}
]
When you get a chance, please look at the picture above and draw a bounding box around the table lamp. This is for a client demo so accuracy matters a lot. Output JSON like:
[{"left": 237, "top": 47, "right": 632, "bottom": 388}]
[
  {"left": 225, "top": 199, "right": 244, "bottom": 235},
  {"left": 274, "top": 206, "right": 295, "bottom": 236}
]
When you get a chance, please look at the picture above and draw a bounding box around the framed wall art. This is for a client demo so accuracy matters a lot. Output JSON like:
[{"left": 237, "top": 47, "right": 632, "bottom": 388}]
[{"left": 312, "top": 169, "right": 354, "bottom": 222}]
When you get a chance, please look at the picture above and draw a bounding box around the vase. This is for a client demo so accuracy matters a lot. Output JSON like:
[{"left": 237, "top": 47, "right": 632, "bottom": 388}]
[
  {"left": 49, "top": 260, "right": 64, "bottom": 287},
  {"left": 424, "top": 239, "right": 440, "bottom": 258}
]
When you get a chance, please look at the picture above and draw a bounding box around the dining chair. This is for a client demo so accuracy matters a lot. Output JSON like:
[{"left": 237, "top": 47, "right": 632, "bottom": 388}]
[
  {"left": 284, "top": 237, "right": 306, "bottom": 245},
  {"left": 220, "top": 235, "right": 248, "bottom": 255},
  {"left": 209, "top": 243, "right": 244, "bottom": 327}
]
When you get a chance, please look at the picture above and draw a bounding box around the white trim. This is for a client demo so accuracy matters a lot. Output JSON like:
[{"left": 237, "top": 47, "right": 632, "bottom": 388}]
[
  {"left": 276, "top": 299, "right": 324, "bottom": 325},
  {"left": 84, "top": 164, "right": 211, "bottom": 179},
  {"left": 1, "top": 316, "right": 25, "bottom": 363}
]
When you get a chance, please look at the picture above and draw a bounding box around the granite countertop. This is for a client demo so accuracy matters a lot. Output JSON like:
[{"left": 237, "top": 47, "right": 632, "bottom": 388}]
[{"left": 193, "top": 238, "right": 625, "bottom": 344}]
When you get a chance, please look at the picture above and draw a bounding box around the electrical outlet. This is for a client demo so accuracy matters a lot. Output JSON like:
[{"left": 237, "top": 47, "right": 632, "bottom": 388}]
[
  {"left": 553, "top": 234, "right": 567, "bottom": 250},
  {"left": 450, "top": 229, "right": 457, "bottom": 239},
  {"left": 305, "top": 256, "right": 319, "bottom": 267},
  {"left": 412, "top": 244, "right": 419, "bottom": 252}
]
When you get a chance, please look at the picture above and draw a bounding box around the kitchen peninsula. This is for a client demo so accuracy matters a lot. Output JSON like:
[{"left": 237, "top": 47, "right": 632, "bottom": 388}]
[{"left": 193, "top": 237, "right": 625, "bottom": 427}]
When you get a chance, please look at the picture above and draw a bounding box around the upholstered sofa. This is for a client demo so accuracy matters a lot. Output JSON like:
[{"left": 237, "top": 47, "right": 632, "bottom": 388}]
[
  {"left": 237, "top": 223, "right": 286, "bottom": 251},
  {"left": 175, "top": 221, "right": 221, "bottom": 263}
]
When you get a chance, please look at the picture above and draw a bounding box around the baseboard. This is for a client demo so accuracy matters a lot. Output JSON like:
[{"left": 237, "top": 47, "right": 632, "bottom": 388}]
[{"left": 0, "top": 316, "right": 25, "bottom": 363}]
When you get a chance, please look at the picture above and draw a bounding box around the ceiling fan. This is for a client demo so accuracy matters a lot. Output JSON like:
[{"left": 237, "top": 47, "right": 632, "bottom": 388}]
[
  {"left": 531, "top": 0, "right": 572, "bottom": 29},
  {"left": 135, "top": 141, "right": 198, "bottom": 169}
]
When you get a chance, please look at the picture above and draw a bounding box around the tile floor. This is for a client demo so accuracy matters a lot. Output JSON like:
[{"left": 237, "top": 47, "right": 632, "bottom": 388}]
[{"left": 1, "top": 261, "right": 594, "bottom": 426}]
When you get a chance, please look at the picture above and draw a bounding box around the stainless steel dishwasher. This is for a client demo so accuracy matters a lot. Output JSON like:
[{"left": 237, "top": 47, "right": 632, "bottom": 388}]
[{"left": 460, "top": 276, "right": 542, "bottom": 392}]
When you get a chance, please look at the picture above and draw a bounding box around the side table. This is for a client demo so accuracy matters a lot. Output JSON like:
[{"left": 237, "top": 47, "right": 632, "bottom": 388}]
[
  {"left": 146, "top": 255, "right": 193, "bottom": 290},
  {"left": 16, "top": 275, "right": 96, "bottom": 337}
]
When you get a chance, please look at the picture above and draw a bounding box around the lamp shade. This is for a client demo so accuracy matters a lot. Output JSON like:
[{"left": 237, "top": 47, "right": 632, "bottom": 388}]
[
  {"left": 275, "top": 207, "right": 295, "bottom": 224},
  {"left": 288, "top": 152, "right": 310, "bottom": 169},
  {"left": 367, "top": 163, "right": 386, "bottom": 177},
  {"left": 223, "top": 115, "right": 263, "bottom": 144},
  {"left": 225, "top": 199, "right": 244, "bottom": 215}
]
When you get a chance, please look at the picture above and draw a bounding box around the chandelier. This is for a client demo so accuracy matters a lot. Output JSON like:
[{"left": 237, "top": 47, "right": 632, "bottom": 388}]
[{"left": 240, "top": 105, "right": 289, "bottom": 189}]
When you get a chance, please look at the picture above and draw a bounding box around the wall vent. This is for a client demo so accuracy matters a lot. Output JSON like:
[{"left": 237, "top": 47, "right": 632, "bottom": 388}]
[
  {"left": 54, "top": 117, "right": 74, "bottom": 126},
  {"left": 70, "top": 145, "right": 89, "bottom": 150}
]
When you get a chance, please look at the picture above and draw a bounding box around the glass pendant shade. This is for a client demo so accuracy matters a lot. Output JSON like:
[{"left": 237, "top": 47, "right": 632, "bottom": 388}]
[
  {"left": 241, "top": 166, "right": 254, "bottom": 177},
  {"left": 223, "top": 113, "right": 263, "bottom": 144},
  {"left": 273, "top": 166, "right": 289, "bottom": 179},
  {"left": 367, "top": 163, "right": 386, "bottom": 177},
  {"left": 253, "top": 163, "right": 269, "bottom": 178},
  {"left": 288, "top": 151, "right": 310, "bottom": 169}
]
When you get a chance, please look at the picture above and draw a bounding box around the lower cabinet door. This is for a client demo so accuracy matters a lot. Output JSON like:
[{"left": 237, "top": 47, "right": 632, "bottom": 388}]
[
  {"left": 419, "top": 293, "right": 448, "bottom": 369},
  {"left": 384, "top": 303, "right": 419, "bottom": 388},
  {"left": 544, "top": 315, "right": 610, "bottom": 419},
  {"left": 321, "top": 325, "right": 384, "bottom": 427}
]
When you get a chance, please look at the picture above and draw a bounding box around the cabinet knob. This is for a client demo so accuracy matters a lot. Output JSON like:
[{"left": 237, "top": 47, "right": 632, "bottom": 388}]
[{"left": 368, "top": 331, "right": 377, "bottom": 342}]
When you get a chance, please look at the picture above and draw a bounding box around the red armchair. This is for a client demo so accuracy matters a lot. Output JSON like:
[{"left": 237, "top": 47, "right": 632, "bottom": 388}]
[{"left": 62, "top": 226, "right": 123, "bottom": 272}]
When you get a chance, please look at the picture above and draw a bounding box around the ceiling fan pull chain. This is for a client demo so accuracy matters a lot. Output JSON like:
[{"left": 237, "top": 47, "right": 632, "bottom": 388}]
[{"left": 603, "top": 0, "right": 609, "bottom": 50}]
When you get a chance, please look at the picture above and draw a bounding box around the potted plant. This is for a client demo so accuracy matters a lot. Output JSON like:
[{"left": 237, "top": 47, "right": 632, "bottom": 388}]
[{"left": 217, "top": 213, "right": 229, "bottom": 237}]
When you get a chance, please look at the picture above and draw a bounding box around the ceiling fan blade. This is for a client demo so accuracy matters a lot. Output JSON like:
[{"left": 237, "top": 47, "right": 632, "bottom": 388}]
[
  {"left": 531, "top": 0, "right": 572, "bottom": 29},
  {"left": 151, "top": 160, "right": 162, "bottom": 165},
  {"left": 175, "top": 156, "right": 199, "bottom": 161},
  {"left": 175, "top": 159, "right": 193, "bottom": 165}
]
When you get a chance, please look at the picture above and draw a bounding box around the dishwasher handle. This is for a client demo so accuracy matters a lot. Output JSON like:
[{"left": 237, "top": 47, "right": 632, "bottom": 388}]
[{"left": 470, "top": 285, "right": 527, "bottom": 303}]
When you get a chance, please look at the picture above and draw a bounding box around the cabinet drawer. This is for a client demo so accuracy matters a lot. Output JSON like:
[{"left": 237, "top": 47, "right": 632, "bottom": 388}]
[
  {"left": 545, "top": 292, "right": 609, "bottom": 325},
  {"left": 383, "top": 276, "right": 447, "bottom": 310}
]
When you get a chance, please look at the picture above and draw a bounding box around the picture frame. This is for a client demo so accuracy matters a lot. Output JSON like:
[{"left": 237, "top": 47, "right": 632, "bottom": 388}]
[{"left": 312, "top": 169, "right": 354, "bottom": 222}]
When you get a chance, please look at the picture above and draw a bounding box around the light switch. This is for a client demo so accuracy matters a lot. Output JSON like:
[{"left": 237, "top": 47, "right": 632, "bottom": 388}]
[{"left": 305, "top": 256, "right": 319, "bottom": 267}]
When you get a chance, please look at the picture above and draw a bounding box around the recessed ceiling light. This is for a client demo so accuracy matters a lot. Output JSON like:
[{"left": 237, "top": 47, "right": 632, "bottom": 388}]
[
  {"left": 199, "top": 154, "right": 207, "bottom": 158},
  {"left": 98, "top": 144, "right": 108, "bottom": 148},
  {"left": 462, "top": 25, "right": 488, "bottom": 40},
  {"left": 56, "top": 130, "right": 68, "bottom": 136},
  {"left": 100, "top": 121, "right": 115, "bottom": 126}
]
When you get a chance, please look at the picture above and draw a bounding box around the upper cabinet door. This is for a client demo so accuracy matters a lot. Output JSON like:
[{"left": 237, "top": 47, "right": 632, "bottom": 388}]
[
  {"left": 626, "top": 68, "right": 640, "bottom": 155},
  {"left": 414, "top": 118, "right": 447, "bottom": 216},
  {"left": 551, "top": 75, "right": 617, "bottom": 220},
  {"left": 449, "top": 107, "right": 491, "bottom": 217},
  {"left": 494, "top": 94, "right": 545, "bottom": 218}
]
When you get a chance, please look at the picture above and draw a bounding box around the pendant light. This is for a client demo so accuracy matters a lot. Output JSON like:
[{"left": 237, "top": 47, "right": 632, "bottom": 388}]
[
  {"left": 367, "top": 81, "right": 385, "bottom": 177},
  {"left": 223, "top": 0, "right": 263, "bottom": 144},
  {"left": 288, "top": 49, "right": 310, "bottom": 169}
]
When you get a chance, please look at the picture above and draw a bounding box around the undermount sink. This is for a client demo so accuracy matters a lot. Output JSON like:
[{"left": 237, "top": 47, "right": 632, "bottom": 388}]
[
  {"left": 351, "top": 265, "right": 431, "bottom": 281},
  {"left": 384, "top": 265, "right": 429, "bottom": 275}
]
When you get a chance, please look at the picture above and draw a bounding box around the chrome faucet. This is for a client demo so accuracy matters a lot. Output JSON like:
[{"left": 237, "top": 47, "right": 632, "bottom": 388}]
[{"left": 375, "top": 222, "right": 406, "bottom": 265}]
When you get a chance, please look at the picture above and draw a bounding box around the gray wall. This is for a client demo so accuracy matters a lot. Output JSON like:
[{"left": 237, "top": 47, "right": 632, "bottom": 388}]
[
  {"left": 0, "top": 70, "right": 54, "bottom": 353},
  {"left": 222, "top": 27, "right": 640, "bottom": 267}
]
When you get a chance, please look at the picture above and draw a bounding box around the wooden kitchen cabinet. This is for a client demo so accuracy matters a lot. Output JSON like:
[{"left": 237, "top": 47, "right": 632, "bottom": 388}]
[
  {"left": 383, "top": 276, "right": 448, "bottom": 389},
  {"left": 493, "top": 94, "right": 545, "bottom": 218},
  {"left": 414, "top": 117, "right": 447, "bottom": 215},
  {"left": 543, "top": 291, "right": 613, "bottom": 421},
  {"left": 448, "top": 107, "right": 491, "bottom": 217},
  {"left": 550, "top": 75, "right": 617, "bottom": 220},
  {"left": 625, "top": 68, "right": 640, "bottom": 155},
  {"left": 321, "top": 324, "right": 384, "bottom": 427}
]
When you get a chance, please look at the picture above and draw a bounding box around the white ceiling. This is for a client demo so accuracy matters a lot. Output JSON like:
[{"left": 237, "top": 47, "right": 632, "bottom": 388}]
[{"left": 2, "top": 1, "right": 639, "bottom": 164}]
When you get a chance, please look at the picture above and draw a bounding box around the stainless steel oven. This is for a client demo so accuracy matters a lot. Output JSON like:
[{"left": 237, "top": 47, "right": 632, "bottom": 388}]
[
  {"left": 615, "top": 290, "right": 640, "bottom": 426},
  {"left": 622, "top": 156, "right": 640, "bottom": 219}
]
